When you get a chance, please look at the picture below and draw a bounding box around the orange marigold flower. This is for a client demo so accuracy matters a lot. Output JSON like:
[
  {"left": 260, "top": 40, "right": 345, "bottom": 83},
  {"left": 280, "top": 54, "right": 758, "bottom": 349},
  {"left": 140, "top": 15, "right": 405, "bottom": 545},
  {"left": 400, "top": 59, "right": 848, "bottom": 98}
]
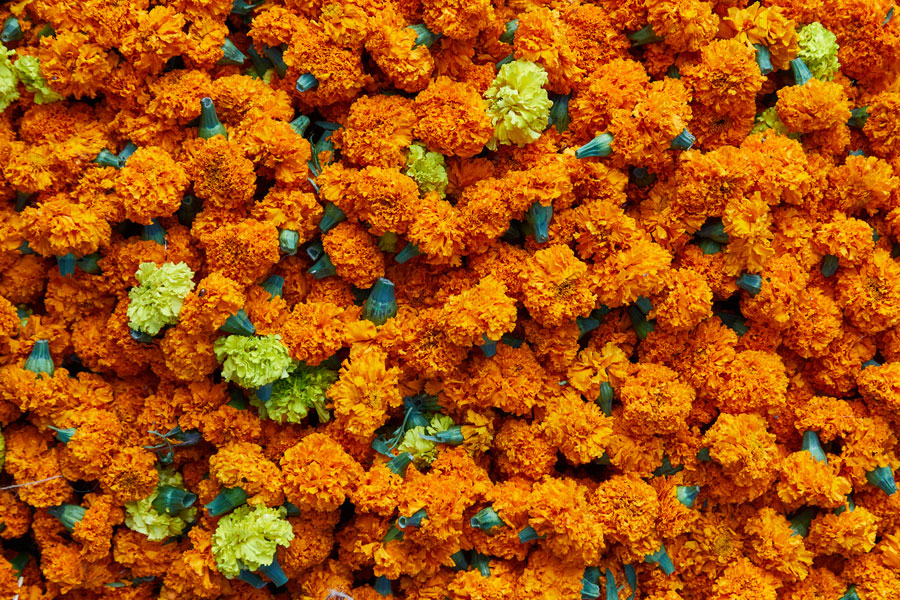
[
  {"left": 527, "top": 476, "right": 605, "bottom": 564},
  {"left": 204, "top": 219, "right": 280, "bottom": 286},
  {"left": 158, "top": 326, "right": 220, "bottom": 382},
  {"left": 647, "top": 0, "right": 719, "bottom": 52},
  {"left": 619, "top": 362, "right": 696, "bottom": 436},
  {"left": 743, "top": 507, "right": 813, "bottom": 582},
  {"left": 539, "top": 387, "right": 613, "bottom": 465},
  {"left": 807, "top": 507, "right": 879, "bottom": 556},
  {"left": 120, "top": 5, "right": 190, "bottom": 74},
  {"left": 182, "top": 136, "right": 256, "bottom": 212},
  {"left": 708, "top": 557, "right": 780, "bottom": 600},
  {"left": 863, "top": 90, "right": 900, "bottom": 159},
  {"left": 519, "top": 244, "right": 596, "bottom": 328},
  {"left": 113, "top": 146, "right": 190, "bottom": 225},
  {"left": 329, "top": 346, "right": 402, "bottom": 441},
  {"left": 413, "top": 77, "right": 494, "bottom": 158},
  {"left": 21, "top": 197, "right": 110, "bottom": 258},
  {"left": 719, "top": 2, "right": 799, "bottom": 70},
  {"left": 514, "top": 7, "right": 583, "bottom": 93},
  {"left": 835, "top": 248, "right": 900, "bottom": 334},
  {"left": 438, "top": 275, "right": 517, "bottom": 347},
  {"left": 593, "top": 474, "right": 661, "bottom": 562},
  {"left": 251, "top": 187, "right": 323, "bottom": 245},
  {"left": 281, "top": 432, "right": 363, "bottom": 512},
  {"left": 337, "top": 95, "right": 416, "bottom": 168},
  {"left": 568, "top": 58, "right": 649, "bottom": 144},
  {"left": 777, "top": 451, "right": 852, "bottom": 509},
  {"left": 703, "top": 413, "right": 780, "bottom": 492},
  {"left": 100, "top": 446, "right": 160, "bottom": 504},
  {"left": 825, "top": 154, "right": 898, "bottom": 214},
  {"left": 649, "top": 268, "right": 713, "bottom": 332},
  {"left": 3, "top": 425, "right": 74, "bottom": 508},
  {"left": 492, "top": 418, "right": 557, "bottom": 480},
  {"left": 318, "top": 164, "right": 420, "bottom": 237},
  {"left": 365, "top": 13, "right": 434, "bottom": 93},
  {"left": 422, "top": 0, "right": 494, "bottom": 40},
  {"left": 37, "top": 31, "right": 116, "bottom": 98},
  {"left": 722, "top": 193, "right": 775, "bottom": 275},
  {"left": 717, "top": 350, "right": 788, "bottom": 415},
  {"left": 812, "top": 212, "right": 876, "bottom": 265},
  {"left": 776, "top": 79, "right": 851, "bottom": 134},
  {"left": 591, "top": 237, "right": 672, "bottom": 308},
  {"left": 680, "top": 39, "right": 765, "bottom": 118},
  {"left": 209, "top": 441, "right": 285, "bottom": 507},
  {"left": 322, "top": 222, "right": 386, "bottom": 289},
  {"left": 233, "top": 113, "right": 312, "bottom": 186},
  {"left": 177, "top": 273, "right": 245, "bottom": 336},
  {"left": 278, "top": 301, "right": 347, "bottom": 365},
  {"left": 73, "top": 494, "right": 125, "bottom": 562}
]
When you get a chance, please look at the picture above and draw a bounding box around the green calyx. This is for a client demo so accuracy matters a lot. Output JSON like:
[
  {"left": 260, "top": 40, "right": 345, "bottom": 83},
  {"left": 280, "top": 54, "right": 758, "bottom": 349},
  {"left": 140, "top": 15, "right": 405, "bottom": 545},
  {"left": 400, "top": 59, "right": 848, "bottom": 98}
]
[
  {"left": 199, "top": 97, "right": 228, "bottom": 140},
  {"left": 205, "top": 486, "right": 249, "bottom": 517},
  {"left": 575, "top": 133, "right": 614, "bottom": 159},
  {"left": 866, "top": 465, "right": 897, "bottom": 496},
  {"left": 470, "top": 506, "right": 506, "bottom": 534},
  {"left": 48, "top": 504, "right": 86, "bottom": 531},
  {"left": 24, "top": 339, "right": 54, "bottom": 377},
  {"left": 362, "top": 277, "right": 398, "bottom": 326}
]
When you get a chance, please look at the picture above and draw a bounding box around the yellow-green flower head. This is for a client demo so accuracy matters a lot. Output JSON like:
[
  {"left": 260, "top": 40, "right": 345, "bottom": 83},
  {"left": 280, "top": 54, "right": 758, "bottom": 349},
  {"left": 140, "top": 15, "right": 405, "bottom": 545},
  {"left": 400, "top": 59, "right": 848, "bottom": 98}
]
[
  {"left": 126, "top": 262, "right": 195, "bottom": 336},
  {"left": 211, "top": 504, "right": 294, "bottom": 579},
  {"left": 250, "top": 363, "right": 337, "bottom": 423},
  {"left": 125, "top": 468, "right": 196, "bottom": 542},
  {"left": 214, "top": 334, "right": 294, "bottom": 389},
  {"left": 405, "top": 143, "right": 448, "bottom": 198},
  {"left": 797, "top": 23, "right": 840, "bottom": 81},
  {"left": 484, "top": 60, "right": 552, "bottom": 151},
  {"left": 751, "top": 106, "right": 799, "bottom": 139},
  {"left": 398, "top": 414, "right": 454, "bottom": 466},
  {"left": 0, "top": 43, "right": 19, "bottom": 113},
  {"left": 14, "top": 55, "right": 62, "bottom": 105}
]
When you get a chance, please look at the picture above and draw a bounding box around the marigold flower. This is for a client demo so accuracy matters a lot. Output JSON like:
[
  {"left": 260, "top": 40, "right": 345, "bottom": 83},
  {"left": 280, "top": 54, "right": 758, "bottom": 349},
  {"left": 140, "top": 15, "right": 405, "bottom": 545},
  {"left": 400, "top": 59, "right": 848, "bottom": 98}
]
[
  {"left": 526, "top": 476, "right": 605, "bottom": 564},
  {"left": 100, "top": 446, "right": 160, "bottom": 504},
  {"left": 513, "top": 8, "right": 582, "bottom": 94},
  {"left": 322, "top": 222, "right": 386, "bottom": 289},
  {"left": 365, "top": 13, "right": 433, "bottom": 93},
  {"left": 777, "top": 450, "right": 852, "bottom": 509},
  {"left": 413, "top": 77, "right": 495, "bottom": 158},
  {"left": 519, "top": 244, "right": 595, "bottom": 327},
  {"left": 113, "top": 146, "right": 190, "bottom": 225},
  {"left": 619, "top": 362, "right": 695, "bottom": 436},
  {"left": 835, "top": 249, "right": 900, "bottom": 334},
  {"left": 484, "top": 60, "right": 552, "bottom": 151},
  {"left": 203, "top": 219, "right": 280, "bottom": 286},
  {"left": 338, "top": 94, "right": 416, "bottom": 169},
  {"left": 647, "top": 0, "right": 719, "bottom": 52},
  {"left": 211, "top": 503, "right": 293, "bottom": 578},
  {"left": 329, "top": 346, "right": 402, "bottom": 441},
  {"left": 281, "top": 432, "right": 363, "bottom": 512},
  {"left": 719, "top": 2, "right": 799, "bottom": 70},
  {"left": 209, "top": 441, "right": 285, "bottom": 507},
  {"left": 127, "top": 262, "right": 195, "bottom": 336},
  {"left": 37, "top": 31, "right": 115, "bottom": 98},
  {"left": 703, "top": 412, "right": 780, "bottom": 493},
  {"left": 708, "top": 557, "right": 780, "bottom": 600},
  {"left": 422, "top": 0, "right": 494, "bottom": 40},
  {"left": 20, "top": 197, "right": 110, "bottom": 259},
  {"left": 492, "top": 418, "right": 556, "bottom": 480},
  {"left": 539, "top": 387, "right": 612, "bottom": 465}
]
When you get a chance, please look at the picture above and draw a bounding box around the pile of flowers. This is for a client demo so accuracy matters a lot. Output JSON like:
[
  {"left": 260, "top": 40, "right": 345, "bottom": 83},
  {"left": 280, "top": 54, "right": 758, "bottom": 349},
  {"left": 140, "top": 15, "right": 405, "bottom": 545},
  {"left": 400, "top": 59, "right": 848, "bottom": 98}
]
[{"left": 0, "top": 0, "right": 899, "bottom": 598}]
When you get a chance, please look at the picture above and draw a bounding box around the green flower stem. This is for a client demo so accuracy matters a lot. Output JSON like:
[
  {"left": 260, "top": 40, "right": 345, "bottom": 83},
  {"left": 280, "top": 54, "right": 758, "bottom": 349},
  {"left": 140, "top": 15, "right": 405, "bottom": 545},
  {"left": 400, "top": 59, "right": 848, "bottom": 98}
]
[
  {"left": 199, "top": 97, "right": 228, "bottom": 140},
  {"left": 152, "top": 485, "right": 198, "bottom": 515},
  {"left": 48, "top": 504, "right": 86, "bottom": 531},
  {"left": 24, "top": 339, "right": 54, "bottom": 376},
  {"left": 220, "top": 310, "right": 256, "bottom": 336},
  {"left": 205, "top": 487, "right": 249, "bottom": 517},
  {"left": 470, "top": 506, "right": 506, "bottom": 533}
]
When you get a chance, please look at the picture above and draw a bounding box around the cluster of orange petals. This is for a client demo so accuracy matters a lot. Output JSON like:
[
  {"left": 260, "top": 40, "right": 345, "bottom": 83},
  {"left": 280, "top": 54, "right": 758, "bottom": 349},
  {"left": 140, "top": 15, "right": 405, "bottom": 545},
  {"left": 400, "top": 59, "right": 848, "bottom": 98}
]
[{"left": 0, "top": 0, "right": 899, "bottom": 599}]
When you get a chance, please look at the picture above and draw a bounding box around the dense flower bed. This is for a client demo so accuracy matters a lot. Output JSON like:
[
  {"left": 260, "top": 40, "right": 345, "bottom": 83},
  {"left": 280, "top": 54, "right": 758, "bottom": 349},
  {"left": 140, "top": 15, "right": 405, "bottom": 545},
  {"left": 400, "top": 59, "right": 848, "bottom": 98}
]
[{"left": 0, "top": 0, "right": 899, "bottom": 598}]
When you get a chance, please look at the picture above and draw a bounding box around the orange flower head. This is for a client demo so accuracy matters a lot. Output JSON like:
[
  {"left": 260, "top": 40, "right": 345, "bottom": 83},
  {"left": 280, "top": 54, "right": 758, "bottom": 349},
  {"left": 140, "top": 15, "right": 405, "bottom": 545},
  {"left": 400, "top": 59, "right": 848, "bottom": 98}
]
[
  {"left": 777, "top": 450, "right": 852, "bottom": 510},
  {"left": 278, "top": 301, "right": 347, "bottom": 365},
  {"left": 113, "top": 146, "right": 190, "bottom": 225},
  {"left": 568, "top": 58, "right": 649, "bottom": 144},
  {"left": 719, "top": 3, "right": 799, "bottom": 70},
  {"left": 251, "top": 187, "right": 323, "bottom": 244},
  {"left": 650, "top": 267, "right": 713, "bottom": 332},
  {"left": 37, "top": 31, "right": 116, "bottom": 98},
  {"left": 519, "top": 244, "right": 595, "bottom": 328},
  {"left": 526, "top": 476, "right": 605, "bottom": 564},
  {"left": 99, "top": 446, "right": 160, "bottom": 504},
  {"left": 322, "top": 221, "right": 386, "bottom": 289},
  {"left": 619, "top": 362, "right": 696, "bottom": 436},
  {"left": 233, "top": 114, "right": 312, "bottom": 186},
  {"left": 365, "top": 14, "right": 434, "bottom": 93},
  {"left": 648, "top": 0, "right": 719, "bottom": 52},
  {"left": 21, "top": 197, "right": 110, "bottom": 258},
  {"left": 120, "top": 5, "right": 190, "bottom": 74},
  {"left": 835, "top": 249, "right": 900, "bottom": 334},
  {"left": 807, "top": 507, "right": 879, "bottom": 556},
  {"left": 863, "top": 90, "right": 900, "bottom": 159},
  {"left": 209, "top": 441, "right": 285, "bottom": 507},
  {"left": 328, "top": 346, "right": 402, "bottom": 441},
  {"left": 183, "top": 136, "right": 256, "bottom": 212},
  {"left": 281, "top": 432, "right": 364, "bottom": 512},
  {"left": 493, "top": 418, "right": 556, "bottom": 480},
  {"left": 413, "top": 77, "right": 494, "bottom": 158},
  {"left": 204, "top": 219, "right": 280, "bottom": 286},
  {"left": 540, "top": 387, "right": 613, "bottom": 465},
  {"left": 703, "top": 413, "right": 779, "bottom": 491},
  {"left": 338, "top": 94, "right": 417, "bottom": 168},
  {"left": 680, "top": 38, "right": 765, "bottom": 118},
  {"left": 593, "top": 473, "right": 661, "bottom": 562},
  {"left": 825, "top": 154, "right": 898, "bottom": 214},
  {"left": 422, "top": 0, "right": 494, "bottom": 40},
  {"left": 776, "top": 79, "right": 851, "bottom": 134},
  {"left": 708, "top": 557, "right": 780, "bottom": 600},
  {"left": 514, "top": 8, "right": 583, "bottom": 94}
]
